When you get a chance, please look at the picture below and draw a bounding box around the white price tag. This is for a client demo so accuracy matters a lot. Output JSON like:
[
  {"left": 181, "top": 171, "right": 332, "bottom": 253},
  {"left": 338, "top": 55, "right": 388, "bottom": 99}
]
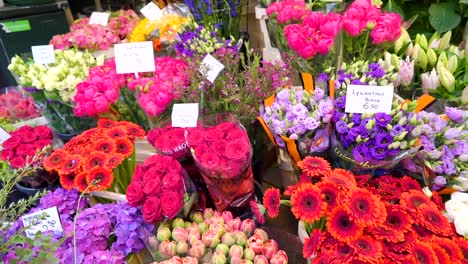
[
  {"left": 200, "top": 54, "right": 224, "bottom": 83},
  {"left": 89, "top": 12, "right": 110, "bottom": 26},
  {"left": 21, "top": 207, "right": 63, "bottom": 239},
  {"left": 31, "top": 45, "right": 55, "bottom": 64},
  {"left": 140, "top": 2, "right": 163, "bottom": 21},
  {"left": 0, "top": 127, "right": 11, "bottom": 144},
  {"left": 345, "top": 85, "right": 394, "bottom": 114},
  {"left": 171, "top": 103, "right": 199, "bottom": 128},
  {"left": 114, "top": 42, "right": 155, "bottom": 74}
]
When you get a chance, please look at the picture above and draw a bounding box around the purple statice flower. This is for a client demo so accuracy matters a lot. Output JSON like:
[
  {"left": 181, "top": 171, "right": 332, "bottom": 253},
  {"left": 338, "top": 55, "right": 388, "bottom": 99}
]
[
  {"left": 375, "top": 113, "right": 392, "bottom": 127},
  {"left": 335, "top": 120, "right": 348, "bottom": 134},
  {"left": 445, "top": 107, "right": 464, "bottom": 124},
  {"left": 310, "top": 128, "right": 330, "bottom": 153}
]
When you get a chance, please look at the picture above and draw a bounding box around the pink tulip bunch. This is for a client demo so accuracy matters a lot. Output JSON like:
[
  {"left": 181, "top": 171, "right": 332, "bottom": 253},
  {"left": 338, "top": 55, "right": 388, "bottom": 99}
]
[{"left": 152, "top": 208, "right": 288, "bottom": 264}]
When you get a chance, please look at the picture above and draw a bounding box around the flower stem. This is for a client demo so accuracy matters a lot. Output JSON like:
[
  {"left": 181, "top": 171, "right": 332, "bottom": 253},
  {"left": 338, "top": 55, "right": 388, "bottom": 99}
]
[{"left": 361, "top": 32, "right": 370, "bottom": 59}]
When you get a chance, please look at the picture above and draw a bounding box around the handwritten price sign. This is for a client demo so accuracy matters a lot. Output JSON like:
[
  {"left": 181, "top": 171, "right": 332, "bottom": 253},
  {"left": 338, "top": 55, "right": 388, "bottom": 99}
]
[
  {"left": 21, "top": 206, "right": 63, "bottom": 238},
  {"left": 114, "top": 42, "right": 155, "bottom": 74},
  {"left": 199, "top": 54, "right": 224, "bottom": 83},
  {"left": 344, "top": 85, "right": 394, "bottom": 114},
  {"left": 31, "top": 45, "right": 55, "bottom": 64},
  {"left": 171, "top": 103, "right": 199, "bottom": 128},
  {"left": 89, "top": 12, "right": 110, "bottom": 26}
]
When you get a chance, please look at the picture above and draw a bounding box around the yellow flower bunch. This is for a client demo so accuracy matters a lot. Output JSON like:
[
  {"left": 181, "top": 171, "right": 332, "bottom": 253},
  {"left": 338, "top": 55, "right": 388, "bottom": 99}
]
[{"left": 129, "top": 14, "right": 189, "bottom": 43}]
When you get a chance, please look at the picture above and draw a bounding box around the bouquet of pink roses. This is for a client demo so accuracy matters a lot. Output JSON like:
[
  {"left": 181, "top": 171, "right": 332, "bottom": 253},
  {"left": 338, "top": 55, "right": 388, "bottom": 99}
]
[
  {"left": 186, "top": 114, "right": 254, "bottom": 212},
  {"left": 147, "top": 124, "right": 191, "bottom": 161}
]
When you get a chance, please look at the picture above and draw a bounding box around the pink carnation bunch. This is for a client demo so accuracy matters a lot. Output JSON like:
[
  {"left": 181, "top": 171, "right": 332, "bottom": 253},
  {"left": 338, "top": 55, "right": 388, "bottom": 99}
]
[{"left": 266, "top": 0, "right": 309, "bottom": 24}]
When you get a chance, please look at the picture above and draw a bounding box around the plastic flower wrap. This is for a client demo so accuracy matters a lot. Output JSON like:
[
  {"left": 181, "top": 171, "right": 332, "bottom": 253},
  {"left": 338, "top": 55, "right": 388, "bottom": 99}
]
[
  {"left": 43, "top": 119, "right": 145, "bottom": 193},
  {"left": 259, "top": 86, "right": 333, "bottom": 165},
  {"left": 0, "top": 88, "right": 40, "bottom": 123},
  {"left": 186, "top": 114, "right": 254, "bottom": 212},
  {"left": 146, "top": 209, "right": 288, "bottom": 263},
  {"left": 147, "top": 123, "right": 191, "bottom": 161},
  {"left": 262, "top": 156, "right": 467, "bottom": 263},
  {"left": 125, "top": 153, "right": 197, "bottom": 223}
]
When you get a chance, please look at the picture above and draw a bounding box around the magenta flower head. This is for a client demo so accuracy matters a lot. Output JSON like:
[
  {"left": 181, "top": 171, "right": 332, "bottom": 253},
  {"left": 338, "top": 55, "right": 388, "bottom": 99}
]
[{"left": 397, "top": 57, "right": 414, "bottom": 87}]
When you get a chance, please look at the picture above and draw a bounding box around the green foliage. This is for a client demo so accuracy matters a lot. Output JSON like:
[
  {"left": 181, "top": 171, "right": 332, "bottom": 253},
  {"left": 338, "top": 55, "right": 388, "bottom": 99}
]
[{"left": 429, "top": 2, "right": 462, "bottom": 33}]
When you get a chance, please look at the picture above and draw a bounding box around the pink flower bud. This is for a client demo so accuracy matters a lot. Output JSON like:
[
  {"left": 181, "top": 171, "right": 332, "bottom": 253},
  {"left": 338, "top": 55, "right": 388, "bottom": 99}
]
[
  {"left": 422, "top": 69, "right": 439, "bottom": 92},
  {"left": 254, "top": 229, "right": 269, "bottom": 242},
  {"left": 241, "top": 260, "right": 253, "bottom": 264},
  {"left": 211, "top": 250, "right": 227, "bottom": 264},
  {"left": 230, "top": 256, "right": 242, "bottom": 264},
  {"left": 188, "top": 240, "right": 206, "bottom": 259},
  {"left": 229, "top": 245, "right": 244, "bottom": 259},
  {"left": 233, "top": 231, "right": 247, "bottom": 246},
  {"left": 190, "top": 211, "right": 204, "bottom": 223},
  {"left": 397, "top": 57, "right": 414, "bottom": 87},
  {"left": 203, "top": 208, "right": 214, "bottom": 219},
  {"left": 240, "top": 219, "right": 256, "bottom": 237},
  {"left": 270, "top": 250, "right": 288, "bottom": 264},
  {"left": 227, "top": 218, "right": 242, "bottom": 231},
  {"left": 172, "top": 218, "right": 185, "bottom": 229},
  {"left": 209, "top": 224, "right": 226, "bottom": 237},
  {"left": 262, "top": 239, "right": 279, "bottom": 259},
  {"left": 187, "top": 223, "right": 200, "bottom": 236},
  {"left": 159, "top": 240, "right": 177, "bottom": 258},
  {"left": 176, "top": 241, "right": 189, "bottom": 254},
  {"left": 198, "top": 223, "right": 209, "bottom": 234},
  {"left": 213, "top": 211, "right": 221, "bottom": 218},
  {"left": 221, "top": 232, "right": 236, "bottom": 247},
  {"left": 222, "top": 211, "right": 233, "bottom": 222},
  {"left": 202, "top": 230, "right": 221, "bottom": 249},
  {"left": 172, "top": 227, "right": 188, "bottom": 243},
  {"left": 247, "top": 234, "right": 265, "bottom": 254},
  {"left": 254, "top": 255, "right": 269, "bottom": 264},
  {"left": 215, "top": 244, "right": 230, "bottom": 255},
  {"left": 167, "top": 256, "right": 183, "bottom": 264},
  {"left": 157, "top": 227, "right": 172, "bottom": 242},
  {"left": 243, "top": 248, "right": 255, "bottom": 261},
  {"left": 182, "top": 257, "right": 198, "bottom": 264}
]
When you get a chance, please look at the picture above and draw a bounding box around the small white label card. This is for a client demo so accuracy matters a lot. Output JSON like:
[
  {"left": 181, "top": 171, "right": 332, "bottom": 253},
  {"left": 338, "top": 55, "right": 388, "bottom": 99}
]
[
  {"left": 172, "top": 103, "right": 199, "bottom": 128},
  {"left": 89, "top": 12, "right": 110, "bottom": 26},
  {"left": 31, "top": 45, "right": 55, "bottom": 64},
  {"left": 200, "top": 54, "right": 224, "bottom": 83},
  {"left": 140, "top": 2, "right": 163, "bottom": 21},
  {"left": 345, "top": 85, "right": 394, "bottom": 114},
  {"left": 21, "top": 206, "right": 63, "bottom": 239},
  {"left": 114, "top": 41, "right": 155, "bottom": 74},
  {"left": 0, "top": 127, "right": 11, "bottom": 144}
]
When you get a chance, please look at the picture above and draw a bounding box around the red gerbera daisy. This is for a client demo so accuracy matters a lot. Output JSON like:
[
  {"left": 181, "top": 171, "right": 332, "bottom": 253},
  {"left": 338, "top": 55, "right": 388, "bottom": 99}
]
[
  {"left": 346, "top": 188, "right": 386, "bottom": 227},
  {"left": 455, "top": 237, "right": 468, "bottom": 262},
  {"left": 74, "top": 172, "right": 89, "bottom": 193},
  {"left": 400, "top": 190, "right": 432, "bottom": 211},
  {"left": 431, "top": 237, "right": 463, "bottom": 262},
  {"left": 355, "top": 174, "right": 371, "bottom": 187},
  {"left": 410, "top": 241, "right": 438, "bottom": 264},
  {"left": 59, "top": 173, "right": 75, "bottom": 190},
  {"left": 369, "top": 225, "right": 404, "bottom": 243},
  {"left": 400, "top": 176, "right": 421, "bottom": 191},
  {"left": 284, "top": 184, "right": 298, "bottom": 197},
  {"left": 316, "top": 180, "right": 341, "bottom": 210},
  {"left": 413, "top": 225, "right": 434, "bottom": 241},
  {"left": 297, "top": 156, "right": 331, "bottom": 178},
  {"left": 291, "top": 183, "right": 326, "bottom": 223},
  {"left": 98, "top": 119, "right": 117, "bottom": 128},
  {"left": 350, "top": 236, "right": 383, "bottom": 263},
  {"left": 94, "top": 139, "right": 116, "bottom": 154},
  {"left": 43, "top": 149, "right": 67, "bottom": 171},
  {"left": 416, "top": 205, "right": 451, "bottom": 236},
  {"left": 249, "top": 200, "right": 265, "bottom": 225},
  {"left": 430, "top": 191, "right": 445, "bottom": 211},
  {"left": 263, "top": 187, "right": 281, "bottom": 218},
  {"left": 311, "top": 253, "right": 331, "bottom": 264},
  {"left": 332, "top": 243, "right": 356, "bottom": 263},
  {"left": 431, "top": 244, "right": 451, "bottom": 264},
  {"left": 59, "top": 154, "right": 81, "bottom": 175},
  {"left": 327, "top": 168, "right": 357, "bottom": 189},
  {"left": 107, "top": 127, "right": 127, "bottom": 139},
  {"left": 326, "top": 206, "right": 363, "bottom": 243},
  {"left": 86, "top": 167, "right": 114, "bottom": 191},
  {"left": 384, "top": 204, "right": 413, "bottom": 233},
  {"left": 119, "top": 121, "right": 145, "bottom": 138},
  {"left": 303, "top": 229, "right": 325, "bottom": 259},
  {"left": 114, "top": 138, "right": 134, "bottom": 157},
  {"left": 107, "top": 153, "right": 125, "bottom": 168},
  {"left": 386, "top": 230, "right": 416, "bottom": 253},
  {"left": 84, "top": 151, "right": 107, "bottom": 171}
]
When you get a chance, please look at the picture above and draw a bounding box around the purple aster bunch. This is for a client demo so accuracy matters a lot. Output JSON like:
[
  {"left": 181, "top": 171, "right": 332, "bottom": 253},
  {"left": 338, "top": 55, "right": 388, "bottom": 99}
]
[
  {"left": 332, "top": 97, "right": 420, "bottom": 167},
  {"left": 259, "top": 86, "right": 333, "bottom": 155},
  {"left": 414, "top": 107, "right": 468, "bottom": 191}
]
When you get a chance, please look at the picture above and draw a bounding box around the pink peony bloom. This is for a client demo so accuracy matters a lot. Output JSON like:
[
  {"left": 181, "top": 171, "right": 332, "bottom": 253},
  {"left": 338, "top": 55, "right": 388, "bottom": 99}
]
[{"left": 370, "top": 12, "right": 402, "bottom": 44}]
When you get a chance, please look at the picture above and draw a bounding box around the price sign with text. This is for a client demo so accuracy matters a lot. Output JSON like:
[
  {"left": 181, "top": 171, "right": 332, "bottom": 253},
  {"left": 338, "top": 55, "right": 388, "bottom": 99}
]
[
  {"left": 21, "top": 207, "right": 63, "bottom": 239},
  {"left": 140, "top": 2, "right": 163, "bottom": 21},
  {"left": 0, "top": 127, "right": 11, "bottom": 144},
  {"left": 31, "top": 45, "right": 55, "bottom": 64},
  {"left": 345, "top": 85, "right": 394, "bottom": 114},
  {"left": 89, "top": 12, "right": 110, "bottom": 26},
  {"left": 199, "top": 54, "right": 224, "bottom": 83},
  {"left": 172, "top": 103, "right": 199, "bottom": 128},
  {"left": 114, "top": 42, "right": 155, "bottom": 74}
]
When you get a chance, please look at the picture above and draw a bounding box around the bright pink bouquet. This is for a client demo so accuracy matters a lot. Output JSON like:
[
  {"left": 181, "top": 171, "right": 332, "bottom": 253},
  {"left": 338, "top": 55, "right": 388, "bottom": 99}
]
[
  {"left": 147, "top": 125, "right": 190, "bottom": 161},
  {"left": 126, "top": 153, "right": 197, "bottom": 223},
  {"left": 1, "top": 125, "right": 53, "bottom": 169},
  {"left": 186, "top": 114, "right": 254, "bottom": 212},
  {"left": 0, "top": 89, "right": 40, "bottom": 122}
]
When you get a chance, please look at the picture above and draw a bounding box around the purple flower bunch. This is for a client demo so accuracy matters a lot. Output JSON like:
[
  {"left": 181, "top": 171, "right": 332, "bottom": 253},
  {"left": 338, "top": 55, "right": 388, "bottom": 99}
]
[
  {"left": 260, "top": 87, "right": 333, "bottom": 154},
  {"left": 415, "top": 107, "right": 468, "bottom": 191},
  {"left": 333, "top": 97, "right": 420, "bottom": 164}
]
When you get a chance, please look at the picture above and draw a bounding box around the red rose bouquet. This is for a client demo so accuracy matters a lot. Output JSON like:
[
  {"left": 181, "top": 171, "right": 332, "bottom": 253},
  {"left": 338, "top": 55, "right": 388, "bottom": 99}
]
[
  {"left": 1, "top": 125, "right": 53, "bottom": 169},
  {"left": 126, "top": 153, "right": 197, "bottom": 223},
  {"left": 43, "top": 119, "right": 145, "bottom": 193},
  {"left": 147, "top": 124, "right": 190, "bottom": 161},
  {"left": 186, "top": 114, "right": 254, "bottom": 212}
]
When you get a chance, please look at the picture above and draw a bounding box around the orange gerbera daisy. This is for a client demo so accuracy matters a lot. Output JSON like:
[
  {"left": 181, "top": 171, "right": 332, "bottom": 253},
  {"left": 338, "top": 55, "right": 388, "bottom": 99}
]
[
  {"left": 384, "top": 204, "right": 413, "bottom": 233},
  {"left": 84, "top": 151, "right": 108, "bottom": 171},
  {"left": 94, "top": 138, "right": 116, "bottom": 154},
  {"left": 297, "top": 156, "right": 331, "bottom": 178},
  {"left": 118, "top": 121, "right": 145, "bottom": 138},
  {"left": 326, "top": 206, "right": 363, "bottom": 243},
  {"left": 369, "top": 225, "right": 404, "bottom": 243},
  {"left": 346, "top": 188, "right": 386, "bottom": 227},
  {"left": 327, "top": 168, "right": 357, "bottom": 188},
  {"left": 455, "top": 237, "right": 468, "bottom": 261},
  {"left": 431, "top": 237, "right": 463, "bottom": 262},
  {"left": 303, "top": 229, "right": 324, "bottom": 259},
  {"left": 291, "top": 183, "right": 326, "bottom": 223},
  {"left": 74, "top": 172, "right": 89, "bottom": 192},
  {"left": 79, "top": 128, "right": 100, "bottom": 140},
  {"left": 316, "top": 180, "right": 341, "bottom": 211},
  {"left": 410, "top": 241, "right": 438, "bottom": 264},
  {"left": 416, "top": 205, "right": 451, "bottom": 236},
  {"left": 106, "top": 153, "right": 125, "bottom": 168},
  {"left": 43, "top": 149, "right": 67, "bottom": 171},
  {"left": 263, "top": 187, "right": 281, "bottom": 218},
  {"left": 331, "top": 244, "right": 356, "bottom": 263},
  {"left": 86, "top": 167, "right": 113, "bottom": 191},
  {"left": 114, "top": 138, "right": 134, "bottom": 156},
  {"left": 431, "top": 244, "right": 451, "bottom": 264},
  {"left": 107, "top": 127, "right": 127, "bottom": 139},
  {"left": 350, "top": 236, "right": 383, "bottom": 263},
  {"left": 400, "top": 176, "right": 421, "bottom": 191},
  {"left": 59, "top": 173, "right": 75, "bottom": 190},
  {"left": 98, "top": 118, "right": 117, "bottom": 128},
  {"left": 400, "top": 190, "right": 433, "bottom": 211},
  {"left": 59, "top": 154, "right": 81, "bottom": 175}
]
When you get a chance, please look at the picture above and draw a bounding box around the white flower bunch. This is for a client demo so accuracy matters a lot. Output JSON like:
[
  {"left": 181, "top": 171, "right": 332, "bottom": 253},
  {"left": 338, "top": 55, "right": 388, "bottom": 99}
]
[{"left": 445, "top": 192, "right": 468, "bottom": 238}]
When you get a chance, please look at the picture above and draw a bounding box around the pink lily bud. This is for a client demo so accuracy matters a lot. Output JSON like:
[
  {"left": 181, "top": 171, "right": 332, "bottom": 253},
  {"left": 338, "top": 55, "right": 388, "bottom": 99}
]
[
  {"left": 233, "top": 230, "right": 247, "bottom": 246},
  {"left": 422, "top": 69, "right": 439, "bottom": 92},
  {"left": 254, "top": 255, "right": 269, "bottom": 264},
  {"left": 203, "top": 208, "right": 214, "bottom": 219},
  {"left": 229, "top": 245, "right": 244, "bottom": 259},
  {"left": 227, "top": 218, "right": 242, "bottom": 231},
  {"left": 172, "top": 227, "right": 188, "bottom": 243},
  {"left": 262, "top": 239, "right": 279, "bottom": 259},
  {"left": 159, "top": 240, "right": 177, "bottom": 258},
  {"left": 230, "top": 256, "right": 242, "bottom": 264},
  {"left": 243, "top": 248, "right": 255, "bottom": 261},
  {"left": 398, "top": 57, "right": 414, "bottom": 87},
  {"left": 247, "top": 234, "right": 265, "bottom": 254},
  {"left": 254, "top": 229, "right": 269, "bottom": 242},
  {"left": 188, "top": 240, "right": 206, "bottom": 259},
  {"left": 222, "top": 211, "right": 233, "bottom": 222},
  {"left": 240, "top": 219, "right": 256, "bottom": 237},
  {"left": 176, "top": 241, "right": 189, "bottom": 254},
  {"left": 270, "top": 250, "right": 288, "bottom": 264},
  {"left": 202, "top": 230, "right": 221, "bottom": 249},
  {"left": 221, "top": 232, "right": 236, "bottom": 247},
  {"left": 211, "top": 250, "right": 227, "bottom": 264}
]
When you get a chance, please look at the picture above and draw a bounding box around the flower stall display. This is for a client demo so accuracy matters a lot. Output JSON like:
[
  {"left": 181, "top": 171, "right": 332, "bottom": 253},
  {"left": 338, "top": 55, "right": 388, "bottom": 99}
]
[
  {"left": 263, "top": 156, "right": 468, "bottom": 263},
  {"left": 50, "top": 10, "right": 139, "bottom": 51},
  {"left": 125, "top": 153, "right": 197, "bottom": 223},
  {"left": 186, "top": 114, "right": 254, "bottom": 212},
  {"left": 8, "top": 49, "right": 104, "bottom": 135},
  {"left": 259, "top": 86, "right": 333, "bottom": 165},
  {"left": 43, "top": 119, "right": 145, "bottom": 193},
  {"left": 3, "top": 188, "right": 154, "bottom": 263},
  {"left": 0, "top": 88, "right": 40, "bottom": 123},
  {"left": 147, "top": 208, "right": 288, "bottom": 263}
]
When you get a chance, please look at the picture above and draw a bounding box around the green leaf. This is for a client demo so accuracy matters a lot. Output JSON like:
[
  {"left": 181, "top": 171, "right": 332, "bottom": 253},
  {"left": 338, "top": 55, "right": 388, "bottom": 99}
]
[
  {"left": 428, "top": 3, "right": 462, "bottom": 32},
  {"left": 384, "top": 0, "right": 405, "bottom": 18},
  {"left": 460, "top": 0, "right": 468, "bottom": 4}
]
